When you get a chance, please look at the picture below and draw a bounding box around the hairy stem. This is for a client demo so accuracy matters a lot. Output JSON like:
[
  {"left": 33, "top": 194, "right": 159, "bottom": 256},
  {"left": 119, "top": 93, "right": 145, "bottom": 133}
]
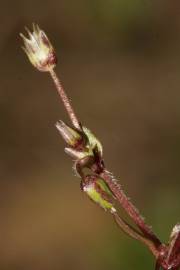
[
  {"left": 49, "top": 68, "right": 81, "bottom": 131},
  {"left": 100, "top": 169, "right": 161, "bottom": 248},
  {"left": 49, "top": 67, "right": 161, "bottom": 252}
]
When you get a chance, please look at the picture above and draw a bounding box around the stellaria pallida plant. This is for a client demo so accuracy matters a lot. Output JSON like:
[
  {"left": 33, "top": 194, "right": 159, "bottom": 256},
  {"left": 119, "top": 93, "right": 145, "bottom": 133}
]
[{"left": 20, "top": 24, "right": 180, "bottom": 270}]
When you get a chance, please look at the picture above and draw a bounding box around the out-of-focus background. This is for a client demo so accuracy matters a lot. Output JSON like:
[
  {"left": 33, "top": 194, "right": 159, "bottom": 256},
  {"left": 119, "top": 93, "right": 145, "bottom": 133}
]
[{"left": 1, "top": 1, "right": 180, "bottom": 269}]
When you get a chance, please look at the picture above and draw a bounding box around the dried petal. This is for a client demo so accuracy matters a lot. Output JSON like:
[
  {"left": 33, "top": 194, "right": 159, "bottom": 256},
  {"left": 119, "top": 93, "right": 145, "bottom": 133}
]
[{"left": 20, "top": 24, "right": 57, "bottom": 71}]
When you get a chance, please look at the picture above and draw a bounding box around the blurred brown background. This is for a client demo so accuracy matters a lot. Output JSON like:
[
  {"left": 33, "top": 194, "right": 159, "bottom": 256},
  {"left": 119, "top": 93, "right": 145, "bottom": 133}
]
[{"left": 1, "top": 1, "right": 180, "bottom": 269}]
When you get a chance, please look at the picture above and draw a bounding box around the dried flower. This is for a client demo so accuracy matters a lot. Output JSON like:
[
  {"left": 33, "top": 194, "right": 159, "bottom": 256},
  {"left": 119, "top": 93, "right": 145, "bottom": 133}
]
[{"left": 20, "top": 24, "right": 57, "bottom": 72}]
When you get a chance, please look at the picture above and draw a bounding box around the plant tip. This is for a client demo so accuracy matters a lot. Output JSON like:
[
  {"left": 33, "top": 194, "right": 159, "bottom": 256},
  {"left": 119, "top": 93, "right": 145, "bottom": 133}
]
[{"left": 20, "top": 23, "right": 57, "bottom": 72}]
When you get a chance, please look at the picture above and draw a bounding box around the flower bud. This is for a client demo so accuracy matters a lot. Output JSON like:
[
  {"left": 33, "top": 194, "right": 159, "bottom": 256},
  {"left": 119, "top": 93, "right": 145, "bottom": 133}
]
[
  {"left": 20, "top": 24, "right": 57, "bottom": 72},
  {"left": 81, "top": 175, "right": 116, "bottom": 213},
  {"left": 56, "top": 120, "right": 83, "bottom": 148}
]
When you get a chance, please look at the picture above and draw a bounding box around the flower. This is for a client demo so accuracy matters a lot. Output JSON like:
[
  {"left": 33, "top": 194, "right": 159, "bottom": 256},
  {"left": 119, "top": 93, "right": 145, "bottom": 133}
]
[{"left": 20, "top": 24, "right": 57, "bottom": 72}]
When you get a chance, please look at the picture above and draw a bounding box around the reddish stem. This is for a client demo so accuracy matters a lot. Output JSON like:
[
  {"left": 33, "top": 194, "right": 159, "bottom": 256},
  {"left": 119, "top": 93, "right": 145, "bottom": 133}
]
[
  {"left": 100, "top": 169, "right": 161, "bottom": 248},
  {"left": 49, "top": 68, "right": 81, "bottom": 131}
]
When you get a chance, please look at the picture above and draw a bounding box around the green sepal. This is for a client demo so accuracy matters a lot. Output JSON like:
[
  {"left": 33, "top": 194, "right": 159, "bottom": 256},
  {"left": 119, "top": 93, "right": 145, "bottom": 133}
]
[
  {"left": 82, "top": 126, "right": 103, "bottom": 156},
  {"left": 96, "top": 178, "right": 114, "bottom": 197},
  {"left": 82, "top": 175, "right": 116, "bottom": 212}
]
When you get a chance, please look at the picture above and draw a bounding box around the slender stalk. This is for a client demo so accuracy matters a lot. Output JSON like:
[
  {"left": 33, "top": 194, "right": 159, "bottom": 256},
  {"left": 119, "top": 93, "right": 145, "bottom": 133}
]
[
  {"left": 49, "top": 67, "right": 161, "bottom": 249},
  {"left": 49, "top": 68, "right": 81, "bottom": 131},
  {"left": 100, "top": 169, "right": 161, "bottom": 248},
  {"left": 112, "top": 212, "right": 159, "bottom": 258}
]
